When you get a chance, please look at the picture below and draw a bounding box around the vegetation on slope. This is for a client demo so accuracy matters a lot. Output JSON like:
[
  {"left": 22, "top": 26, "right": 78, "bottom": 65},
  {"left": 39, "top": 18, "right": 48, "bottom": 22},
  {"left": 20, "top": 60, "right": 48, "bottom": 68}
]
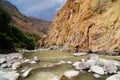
[{"left": 0, "top": 6, "right": 40, "bottom": 53}]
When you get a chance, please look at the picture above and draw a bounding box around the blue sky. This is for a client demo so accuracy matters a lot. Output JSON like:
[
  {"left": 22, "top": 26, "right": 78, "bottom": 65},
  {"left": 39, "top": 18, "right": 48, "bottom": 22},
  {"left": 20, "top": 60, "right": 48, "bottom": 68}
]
[{"left": 8, "top": 0, "right": 67, "bottom": 21}]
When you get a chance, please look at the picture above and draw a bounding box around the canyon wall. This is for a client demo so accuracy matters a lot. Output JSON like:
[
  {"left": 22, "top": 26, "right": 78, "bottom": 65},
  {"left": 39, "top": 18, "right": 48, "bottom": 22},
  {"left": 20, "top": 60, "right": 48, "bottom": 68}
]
[{"left": 48, "top": 0, "right": 120, "bottom": 54}]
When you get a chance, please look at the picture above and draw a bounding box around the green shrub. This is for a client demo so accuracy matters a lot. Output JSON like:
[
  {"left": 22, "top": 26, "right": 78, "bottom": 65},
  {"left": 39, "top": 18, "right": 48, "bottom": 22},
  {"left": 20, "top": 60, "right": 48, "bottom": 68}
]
[{"left": 0, "top": 7, "right": 40, "bottom": 53}]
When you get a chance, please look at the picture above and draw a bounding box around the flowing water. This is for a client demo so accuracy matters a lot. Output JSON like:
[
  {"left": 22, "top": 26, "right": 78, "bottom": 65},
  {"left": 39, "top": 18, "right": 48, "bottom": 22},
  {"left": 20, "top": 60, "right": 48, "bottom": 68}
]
[{"left": 18, "top": 50, "right": 120, "bottom": 80}]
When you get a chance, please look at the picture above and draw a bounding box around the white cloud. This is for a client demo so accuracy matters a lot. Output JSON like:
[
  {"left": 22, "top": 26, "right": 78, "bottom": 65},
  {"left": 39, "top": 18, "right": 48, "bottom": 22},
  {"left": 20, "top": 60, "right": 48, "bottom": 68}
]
[{"left": 8, "top": 0, "right": 67, "bottom": 20}]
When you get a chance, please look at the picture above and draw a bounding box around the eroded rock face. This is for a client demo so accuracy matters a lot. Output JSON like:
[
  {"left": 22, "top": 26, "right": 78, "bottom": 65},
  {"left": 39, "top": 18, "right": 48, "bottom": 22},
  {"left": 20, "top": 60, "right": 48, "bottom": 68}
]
[{"left": 48, "top": 0, "right": 120, "bottom": 53}]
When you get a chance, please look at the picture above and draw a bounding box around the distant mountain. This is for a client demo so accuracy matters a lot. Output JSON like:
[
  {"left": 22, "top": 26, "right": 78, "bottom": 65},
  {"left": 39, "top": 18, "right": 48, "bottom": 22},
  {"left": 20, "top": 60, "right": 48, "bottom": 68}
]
[{"left": 0, "top": 0, "right": 51, "bottom": 36}]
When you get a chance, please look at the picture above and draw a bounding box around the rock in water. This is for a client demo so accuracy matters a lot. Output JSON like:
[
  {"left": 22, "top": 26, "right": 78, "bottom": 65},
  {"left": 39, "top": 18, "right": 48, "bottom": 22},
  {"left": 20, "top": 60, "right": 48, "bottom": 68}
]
[
  {"left": 63, "top": 70, "right": 79, "bottom": 79},
  {"left": 90, "top": 65, "right": 104, "bottom": 75},
  {"left": 12, "top": 62, "right": 21, "bottom": 70},
  {"left": 1, "top": 71, "right": 19, "bottom": 80},
  {"left": 48, "top": 0, "right": 120, "bottom": 53},
  {"left": 22, "top": 68, "right": 33, "bottom": 78},
  {"left": 106, "top": 74, "right": 120, "bottom": 80},
  {"left": 0, "top": 77, "right": 8, "bottom": 80},
  {"left": 0, "top": 58, "right": 6, "bottom": 64}
]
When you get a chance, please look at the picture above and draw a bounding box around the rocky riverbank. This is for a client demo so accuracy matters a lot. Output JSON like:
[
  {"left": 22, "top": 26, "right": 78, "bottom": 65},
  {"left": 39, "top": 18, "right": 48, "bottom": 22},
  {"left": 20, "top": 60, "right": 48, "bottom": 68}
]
[
  {"left": 0, "top": 52, "right": 40, "bottom": 80},
  {"left": 0, "top": 49, "right": 120, "bottom": 80}
]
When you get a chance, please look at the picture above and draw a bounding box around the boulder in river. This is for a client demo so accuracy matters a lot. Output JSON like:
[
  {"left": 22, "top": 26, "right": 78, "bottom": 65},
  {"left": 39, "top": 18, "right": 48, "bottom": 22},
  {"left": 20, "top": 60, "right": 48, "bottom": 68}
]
[
  {"left": 106, "top": 73, "right": 120, "bottom": 80},
  {"left": 90, "top": 65, "right": 104, "bottom": 75},
  {"left": 12, "top": 62, "right": 21, "bottom": 70},
  {"left": 1, "top": 71, "right": 19, "bottom": 80},
  {"left": 22, "top": 68, "right": 33, "bottom": 78},
  {"left": 0, "top": 77, "right": 8, "bottom": 80},
  {"left": 1, "top": 64, "right": 7, "bottom": 68},
  {"left": 63, "top": 70, "right": 79, "bottom": 79},
  {"left": 0, "top": 58, "right": 6, "bottom": 64}
]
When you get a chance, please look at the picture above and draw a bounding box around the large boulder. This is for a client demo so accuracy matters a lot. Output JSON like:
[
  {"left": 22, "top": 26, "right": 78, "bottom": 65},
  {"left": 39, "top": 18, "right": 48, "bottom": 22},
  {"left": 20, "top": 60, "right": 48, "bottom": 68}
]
[
  {"left": 104, "top": 64, "right": 118, "bottom": 74},
  {"left": 0, "top": 77, "right": 8, "bottom": 80},
  {"left": 106, "top": 74, "right": 120, "bottom": 80},
  {"left": 1, "top": 71, "right": 19, "bottom": 80},
  {"left": 98, "top": 58, "right": 120, "bottom": 66},
  {"left": 78, "top": 60, "right": 89, "bottom": 70},
  {"left": 0, "top": 58, "right": 6, "bottom": 64},
  {"left": 72, "top": 61, "right": 81, "bottom": 70},
  {"left": 0, "top": 70, "right": 6, "bottom": 75},
  {"left": 90, "top": 65, "right": 104, "bottom": 75}
]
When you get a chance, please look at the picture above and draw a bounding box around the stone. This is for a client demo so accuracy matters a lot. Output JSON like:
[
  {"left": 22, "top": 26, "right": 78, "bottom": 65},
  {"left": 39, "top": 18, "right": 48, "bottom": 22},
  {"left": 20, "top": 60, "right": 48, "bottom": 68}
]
[
  {"left": 98, "top": 58, "right": 120, "bottom": 66},
  {"left": 1, "top": 64, "right": 7, "bottom": 68},
  {"left": 72, "top": 61, "right": 81, "bottom": 70},
  {"left": 0, "top": 58, "right": 6, "bottom": 64},
  {"left": 30, "top": 61, "right": 37, "bottom": 64},
  {"left": 104, "top": 64, "right": 118, "bottom": 74},
  {"left": 73, "top": 52, "right": 87, "bottom": 56},
  {"left": 0, "top": 77, "right": 8, "bottom": 80},
  {"left": 1, "top": 71, "right": 19, "bottom": 80},
  {"left": 63, "top": 70, "right": 79, "bottom": 79},
  {"left": 0, "top": 70, "right": 6, "bottom": 75},
  {"left": 106, "top": 74, "right": 120, "bottom": 80},
  {"left": 90, "top": 54, "right": 99, "bottom": 60},
  {"left": 22, "top": 68, "right": 33, "bottom": 78},
  {"left": 33, "top": 56, "right": 40, "bottom": 62},
  {"left": 78, "top": 61, "right": 89, "bottom": 70},
  {"left": 87, "top": 60, "right": 96, "bottom": 66},
  {"left": 12, "top": 62, "right": 21, "bottom": 70},
  {"left": 93, "top": 74, "right": 101, "bottom": 78},
  {"left": 66, "top": 61, "right": 72, "bottom": 64},
  {"left": 90, "top": 65, "right": 104, "bottom": 75},
  {"left": 24, "top": 59, "right": 30, "bottom": 63}
]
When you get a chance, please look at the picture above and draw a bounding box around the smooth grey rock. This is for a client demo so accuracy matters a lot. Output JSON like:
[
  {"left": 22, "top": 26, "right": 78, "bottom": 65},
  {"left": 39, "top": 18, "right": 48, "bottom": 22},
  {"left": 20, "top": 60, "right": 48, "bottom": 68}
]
[
  {"left": 90, "top": 54, "right": 99, "bottom": 60},
  {"left": 63, "top": 70, "right": 79, "bottom": 79},
  {"left": 0, "top": 58, "right": 6, "bottom": 64},
  {"left": 30, "top": 61, "right": 37, "bottom": 64},
  {"left": 106, "top": 74, "right": 120, "bottom": 80},
  {"left": 90, "top": 65, "right": 104, "bottom": 75},
  {"left": 72, "top": 61, "right": 81, "bottom": 70},
  {"left": 104, "top": 64, "right": 118, "bottom": 74},
  {"left": 78, "top": 61, "right": 89, "bottom": 70},
  {"left": 66, "top": 61, "right": 72, "bottom": 64},
  {"left": 93, "top": 74, "right": 101, "bottom": 78},
  {"left": 87, "top": 60, "right": 96, "bottom": 66},
  {"left": 22, "top": 68, "right": 33, "bottom": 78},
  {"left": 73, "top": 52, "right": 87, "bottom": 56},
  {"left": 1, "top": 71, "right": 19, "bottom": 80},
  {"left": 0, "top": 77, "right": 8, "bottom": 80},
  {"left": 12, "top": 62, "right": 21, "bottom": 70},
  {"left": 0, "top": 70, "right": 6, "bottom": 75},
  {"left": 1, "top": 64, "right": 7, "bottom": 68}
]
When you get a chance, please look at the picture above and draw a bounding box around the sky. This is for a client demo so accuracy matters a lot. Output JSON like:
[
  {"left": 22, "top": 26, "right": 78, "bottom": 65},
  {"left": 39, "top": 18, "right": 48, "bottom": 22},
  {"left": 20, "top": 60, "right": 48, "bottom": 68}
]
[{"left": 8, "top": 0, "right": 67, "bottom": 21}]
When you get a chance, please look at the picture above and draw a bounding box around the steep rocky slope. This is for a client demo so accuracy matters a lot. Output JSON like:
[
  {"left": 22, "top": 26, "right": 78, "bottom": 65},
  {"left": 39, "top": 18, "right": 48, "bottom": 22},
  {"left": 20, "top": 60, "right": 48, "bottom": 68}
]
[
  {"left": 48, "top": 0, "right": 120, "bottom": 54},
  {"left": 0, "top": 0, "right": 51, "bottom": 36}
]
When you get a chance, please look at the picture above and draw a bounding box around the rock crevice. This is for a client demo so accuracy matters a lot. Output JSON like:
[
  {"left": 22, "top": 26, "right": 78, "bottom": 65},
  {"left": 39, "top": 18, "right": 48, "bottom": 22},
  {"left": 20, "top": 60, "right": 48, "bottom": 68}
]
[{"left": 48, "top": 0, "right": 120, "bottom": 54}]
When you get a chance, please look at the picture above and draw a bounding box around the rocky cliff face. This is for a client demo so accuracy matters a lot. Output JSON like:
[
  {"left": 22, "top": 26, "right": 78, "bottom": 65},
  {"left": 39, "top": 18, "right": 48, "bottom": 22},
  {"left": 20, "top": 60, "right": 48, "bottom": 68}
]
[{"left": 48, "top": 0, "right": 120, "bottom": 54}]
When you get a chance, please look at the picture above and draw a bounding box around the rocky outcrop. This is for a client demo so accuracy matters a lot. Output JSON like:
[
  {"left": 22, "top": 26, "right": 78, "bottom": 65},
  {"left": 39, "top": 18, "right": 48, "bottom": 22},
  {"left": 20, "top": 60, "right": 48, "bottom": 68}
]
[{"left": 48, "top": 0, "right": 120, "bottom": 54}]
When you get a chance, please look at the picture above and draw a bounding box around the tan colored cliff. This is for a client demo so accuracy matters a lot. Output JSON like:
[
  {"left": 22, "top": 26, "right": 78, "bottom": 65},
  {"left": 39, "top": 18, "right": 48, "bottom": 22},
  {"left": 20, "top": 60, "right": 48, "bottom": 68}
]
[{"left": 48, "top": 0, "right": 120, "bottom": 54}]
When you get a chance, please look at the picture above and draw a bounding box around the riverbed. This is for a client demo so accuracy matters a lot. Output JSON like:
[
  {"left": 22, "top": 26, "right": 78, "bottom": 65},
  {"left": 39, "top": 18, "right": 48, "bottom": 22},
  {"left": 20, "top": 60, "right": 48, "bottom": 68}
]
[{"left": 18, "top": 50, "right": 120, "bottom": 80}]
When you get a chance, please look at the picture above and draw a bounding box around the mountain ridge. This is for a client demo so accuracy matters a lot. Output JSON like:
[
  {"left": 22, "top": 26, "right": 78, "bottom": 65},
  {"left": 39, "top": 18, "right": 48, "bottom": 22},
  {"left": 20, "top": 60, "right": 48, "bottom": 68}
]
[{"left": 0, "top": 0, "right": 51, "bottom": 36}]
